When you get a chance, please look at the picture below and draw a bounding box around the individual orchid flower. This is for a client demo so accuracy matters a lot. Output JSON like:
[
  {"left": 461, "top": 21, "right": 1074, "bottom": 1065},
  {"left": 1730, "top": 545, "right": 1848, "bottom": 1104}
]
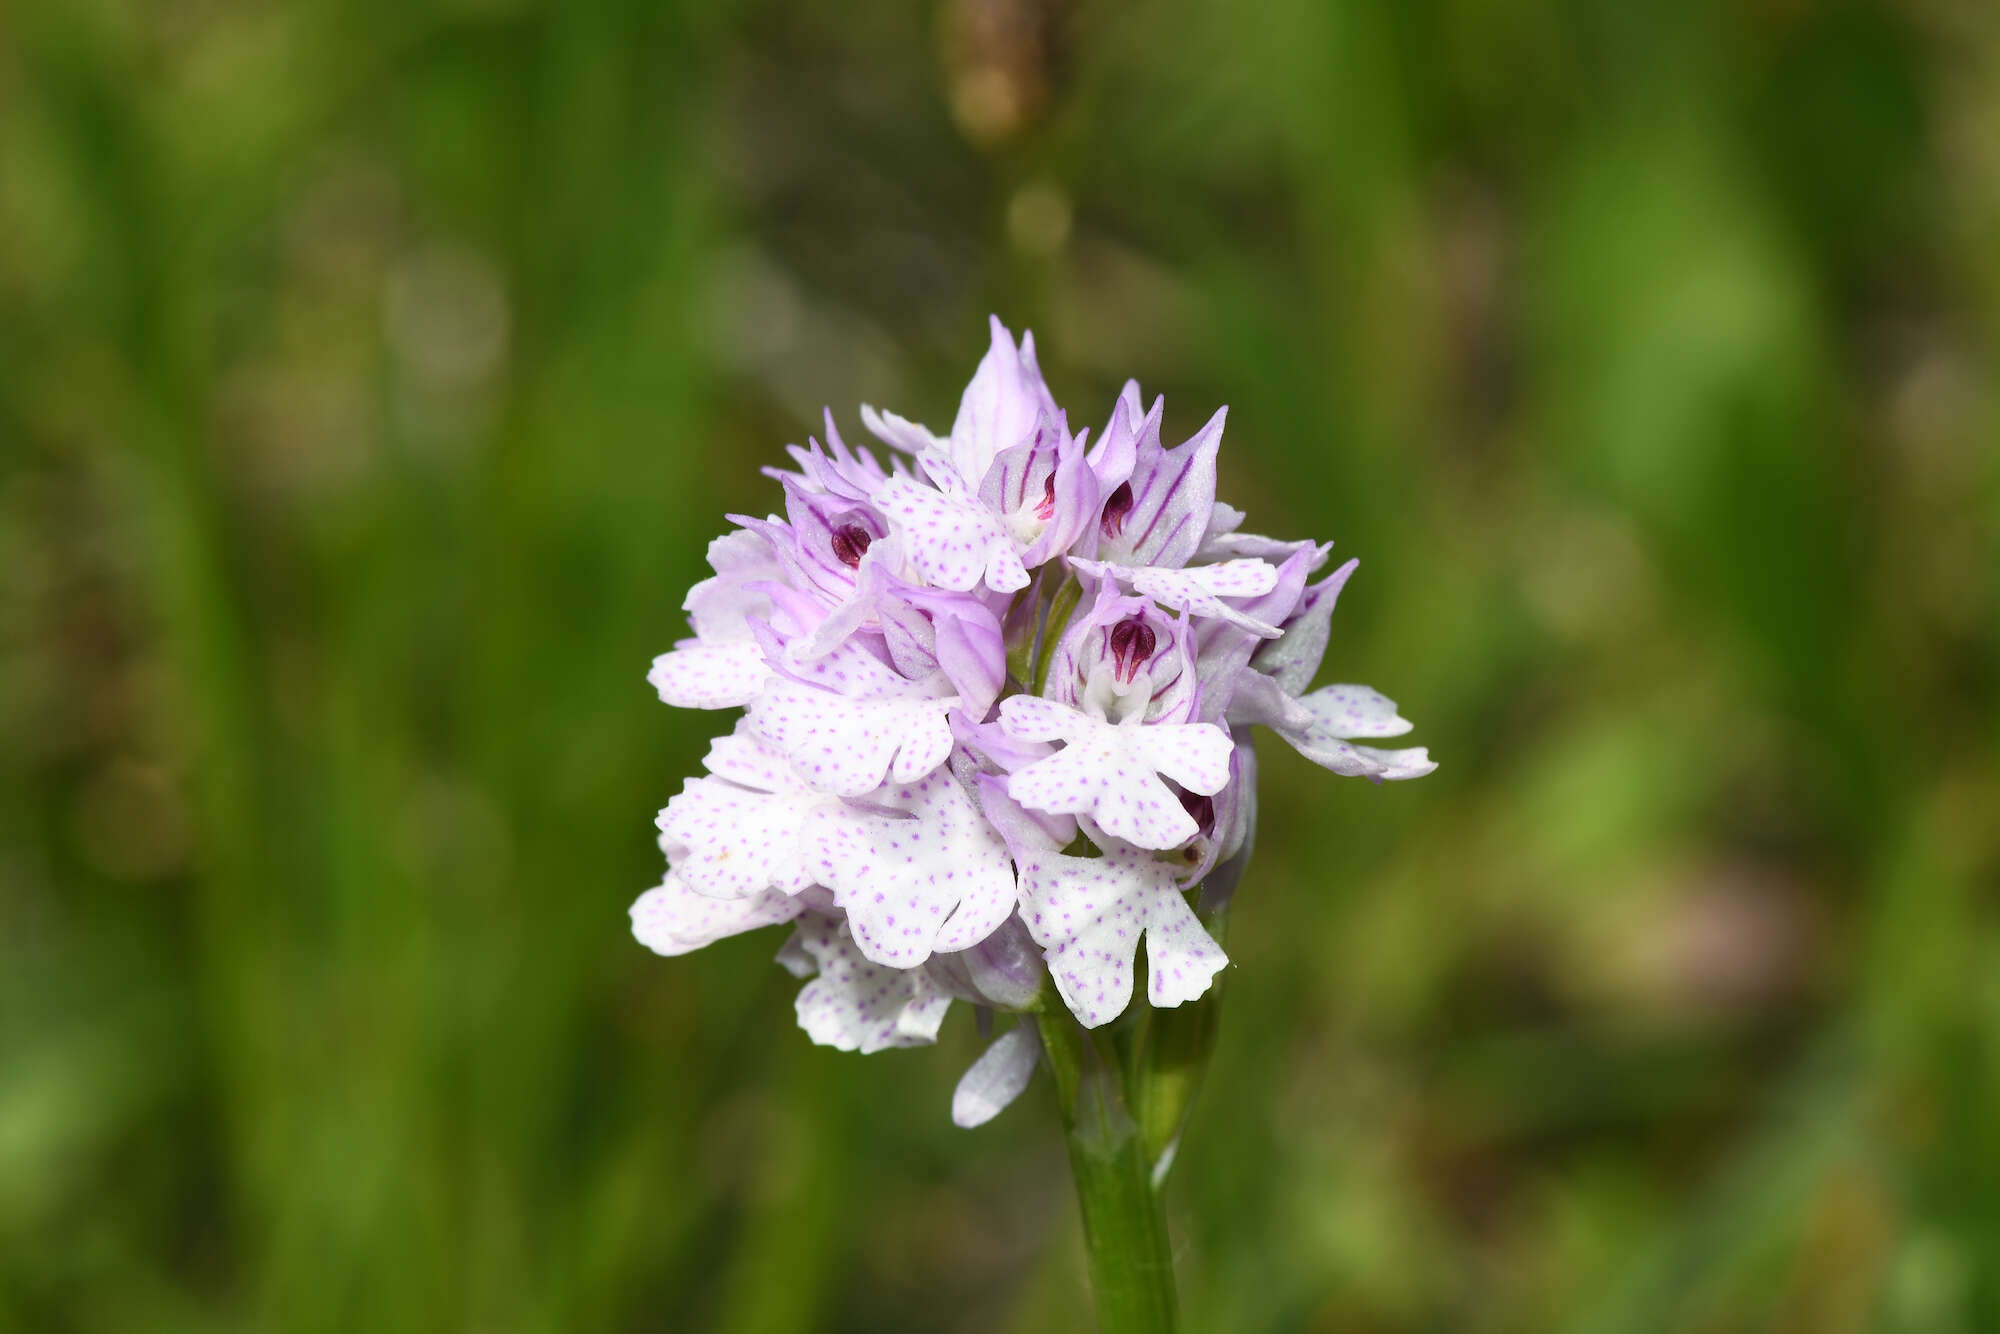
[{"left": 998, "top": 693, "right": 1233, "bottom": 850}]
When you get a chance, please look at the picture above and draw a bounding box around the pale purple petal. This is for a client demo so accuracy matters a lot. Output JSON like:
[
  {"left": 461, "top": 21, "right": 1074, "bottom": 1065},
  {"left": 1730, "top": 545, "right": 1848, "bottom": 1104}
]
[
  {"left": 924, "top": 915, "right": 1048, "bottom": 1010},
  {"left": 952, "top": 1024, "right": 1042, "bottom": 1127},
  {"left": 1270, "top": 686, "right": 1435, "bottom": 780},
  {"left": 1252, "top": 558, "right": 1358, "bottom": 696},
  {"left": 1074, "top": 557, "right": 1284, "bottom": 637},
  {"left": 947, "top": 316, "right": 1058, "bottom": 487},
  {"left": 684, "top": 528, "right": 784, "bottom": 640},
  {"left": 859, "top": 404, "right": 947, "bottom": 456},
  {"left": 1302, "top": 684, "right": 1415, "bottom": 739},
  {"left": 1100, "top": 405, "right": 1225, "bottom": 569}
]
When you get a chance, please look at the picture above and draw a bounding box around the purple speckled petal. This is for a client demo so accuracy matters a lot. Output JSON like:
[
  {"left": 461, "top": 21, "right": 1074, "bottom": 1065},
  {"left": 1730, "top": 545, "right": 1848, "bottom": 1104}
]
[
  {"left": 1271, "top": 686, "right": 1434, "bottom": 781},
  {"left": 878, "top": 476, "right": 1031, "bottom": 593},
  {"left": 648, "top": 638, "right": 770, "bottom": 709},
  {"left": 995, "top": 694, "right": 1080, "bottom": 744},
  {"left": 631, "top": 870, "right": 803, "bottom": 956},
  {"left": 790, "top": 914, "right": 952, "bottom": 1053},
  {"left": 655, "top": 773, "right": 819, "bottom": 899},
  {"left": 1016, "top": 839, "right": 1225, "bottom": 1027},
  {"left": 802, "top": 769, "right": 1018, "bottom": 968},
  {"left": 753, "top": 678, "right": 957, "bottom": 796},
  {"left": 1301, "top": 684, "right": 1414, "bottom": 739},
  {"left": 999, "top": 698, "right": 1231, "bottom": 850},
  {"left": 1144, "top": 889, "right": 1230, "bottom": 1009},
  {"left": 656, "top": 725, "right": 830, "bottom": 898},
  {"left": 1130, "top": 723, "right": 1234, "bottom": 796}
]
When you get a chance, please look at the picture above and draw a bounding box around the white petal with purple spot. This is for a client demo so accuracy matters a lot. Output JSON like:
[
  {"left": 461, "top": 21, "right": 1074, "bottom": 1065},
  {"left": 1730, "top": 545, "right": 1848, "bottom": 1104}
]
[
  {"left": 790, "top": 915, "right": 953, "bottom": 1053},
  {"left": 630, "top": 870, "right": 803, "bottom": 956}
]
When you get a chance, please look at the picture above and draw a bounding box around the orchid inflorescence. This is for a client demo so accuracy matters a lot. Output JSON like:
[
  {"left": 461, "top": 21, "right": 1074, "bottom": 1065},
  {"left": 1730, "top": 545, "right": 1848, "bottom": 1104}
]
[{"left": 632, "top": 318, "right": 1433, "bottom": 1127}]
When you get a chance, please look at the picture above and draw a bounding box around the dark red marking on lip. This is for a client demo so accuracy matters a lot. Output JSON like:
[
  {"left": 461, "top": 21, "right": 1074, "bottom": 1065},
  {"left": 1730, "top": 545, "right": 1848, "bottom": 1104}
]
[
  {"left": 831, "top": 524, "right": 873, "bottom": 568},
  {"left": 1100, "top": 482, "right": 1134, "bottom": 539},
  {"left": 1108, "top": 617, "right": 1156, "bottom": 683}
]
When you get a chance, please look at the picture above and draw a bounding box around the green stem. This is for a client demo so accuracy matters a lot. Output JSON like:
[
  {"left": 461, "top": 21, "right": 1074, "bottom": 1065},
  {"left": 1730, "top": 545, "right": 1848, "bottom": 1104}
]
[{"left": 1038, "top": 1013, "right": 1179, "bottom": 1334}]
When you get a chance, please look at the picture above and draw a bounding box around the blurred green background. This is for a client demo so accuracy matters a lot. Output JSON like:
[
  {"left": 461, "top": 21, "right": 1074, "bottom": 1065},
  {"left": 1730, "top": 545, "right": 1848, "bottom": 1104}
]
[{"left": 3, "top": 0, "right": 1997, "bottom": 1330}]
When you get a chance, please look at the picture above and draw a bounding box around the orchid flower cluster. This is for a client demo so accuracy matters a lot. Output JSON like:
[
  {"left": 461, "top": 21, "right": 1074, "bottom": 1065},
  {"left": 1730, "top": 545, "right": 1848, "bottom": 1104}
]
[{"left": 632, "top": 318, "right": 1432, "bottom": 1126}]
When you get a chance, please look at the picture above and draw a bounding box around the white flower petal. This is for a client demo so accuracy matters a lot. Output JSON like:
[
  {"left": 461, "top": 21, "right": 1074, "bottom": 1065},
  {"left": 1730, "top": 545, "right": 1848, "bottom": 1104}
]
[
  {"left": 791, "top": 916, "right": 952, "bottom": 1053},
  {"left": 630, "top": 871, "right": 802, "bottom": 956},
  {"left": 656, "top": 727, "right": 830, "bottom": 898},
  {"left": 878, "top": 476, "right": 1030, "bottom": 593},
  {"left": 753, "top": 678, "right": 956, "bottom": 797},
  {"left": 1130, "top": 724, "right": 1234, "bottom": 796},
  {"left": 1017, "top": 842, "right": 1225, "bottom": 1028},
  {"left": 648, "top": 638, "right": 770, "bottom": 709},
  {"left": 1144, "top": 892, "right": 1230, "bottom": 1009},
  {"left": 656, "top": 775, "right": 818, "bottom": 898},
  {"left": 1272, "top": 685, "right": 1434, "bottom": 780},
  {"left": 702, "top": 728, "right": 803, "bottom": 791},
  {"left": 1298, "top": 684, "right": 1414, "bottom": 739},
  {"left": 1286, "top": 733, "right": 1436, "bottom": 781},
  {"left": 1000, "top": 700, "right": 1232, "bottom": 850},
  {"left": 804, "top": 770, "right": 1018, "bottom": 968},
  {"left": 952, "top": 1025, "right": 1042, "bottom": 1127},
  {"left": 996, "top": 694, "right": 1081, "bottom": 744}
]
